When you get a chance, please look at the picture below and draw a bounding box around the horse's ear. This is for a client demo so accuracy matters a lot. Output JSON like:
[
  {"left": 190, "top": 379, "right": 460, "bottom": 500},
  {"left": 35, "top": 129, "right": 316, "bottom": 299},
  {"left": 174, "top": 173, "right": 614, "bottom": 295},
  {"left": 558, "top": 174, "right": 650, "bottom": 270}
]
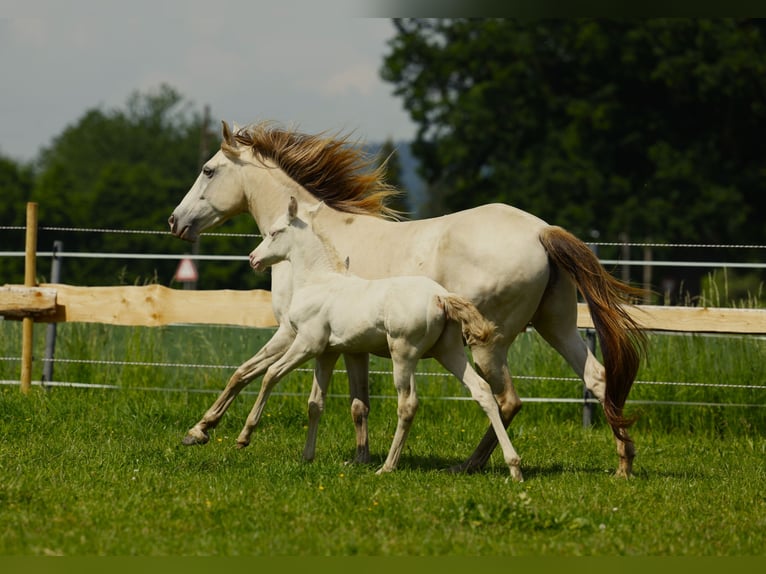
[
  {"left": 288, "top": 196, "right": 298, "bottom": 220},
  {"left": 222, "top": 121, "right": 234, "bottom": 145}
]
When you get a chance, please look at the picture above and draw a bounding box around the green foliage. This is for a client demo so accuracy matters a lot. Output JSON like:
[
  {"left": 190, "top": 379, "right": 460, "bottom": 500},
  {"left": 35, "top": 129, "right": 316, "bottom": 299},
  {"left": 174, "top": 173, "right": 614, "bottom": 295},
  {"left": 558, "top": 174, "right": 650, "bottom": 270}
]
[
  {"left": 14, "top": 84, "right": 266, "bottom": 290},
  {"left": 0, "top": 155, "right": 34, "bottom": 283},
  {"left": 381, "top": 19, "right": 766, "bottom": 248}
]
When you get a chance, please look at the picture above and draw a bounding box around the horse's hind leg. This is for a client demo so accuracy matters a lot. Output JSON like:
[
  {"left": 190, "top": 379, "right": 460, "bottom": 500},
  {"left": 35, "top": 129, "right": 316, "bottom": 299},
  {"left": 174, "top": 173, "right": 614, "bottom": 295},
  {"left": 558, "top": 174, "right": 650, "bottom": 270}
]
[
  {"left": 183, "top": 323, "right": 295, "bottom": 446},
  {"left": 345, "top": 352, "right": 371, "bottom": 464},
  {"left": 451, "top": 342, "right": 521, "bottom": 473},
  {"left": 531, "top": 276, "right": 634, "bottom": 477},
  {"left": 433, "top": 331, "right": 523, "bottom": 481},
  {"left": 303, "top": 351, "right": 340, "bottom": 462},
  {"left": 377, "top": 357, "right": 419, "bottom": 474}
]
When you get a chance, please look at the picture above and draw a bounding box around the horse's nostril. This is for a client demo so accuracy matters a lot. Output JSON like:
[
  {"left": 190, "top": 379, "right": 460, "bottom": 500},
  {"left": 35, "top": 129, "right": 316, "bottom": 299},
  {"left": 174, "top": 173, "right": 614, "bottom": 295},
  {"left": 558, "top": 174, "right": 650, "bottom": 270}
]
[{"left": 168, "top": 214, "right": 176, "bottom": 232}]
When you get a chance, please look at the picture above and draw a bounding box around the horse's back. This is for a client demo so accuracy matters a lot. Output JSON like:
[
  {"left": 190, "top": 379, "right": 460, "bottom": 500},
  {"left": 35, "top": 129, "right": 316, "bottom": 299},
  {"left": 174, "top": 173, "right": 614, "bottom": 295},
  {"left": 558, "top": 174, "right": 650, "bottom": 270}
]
[{"left": 417, "top": 204, "right": 552, "bottom": 330}]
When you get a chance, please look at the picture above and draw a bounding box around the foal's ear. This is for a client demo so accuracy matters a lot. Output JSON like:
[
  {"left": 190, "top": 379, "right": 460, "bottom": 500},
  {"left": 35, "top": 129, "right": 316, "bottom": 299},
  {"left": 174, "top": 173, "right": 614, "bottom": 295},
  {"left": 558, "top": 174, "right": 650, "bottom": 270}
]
[
  {"left": 288, "top": 196, "right": 298, "bottom": 220},
  {"left": 306, "top": 201, "right": 325, "bottom": 219}
]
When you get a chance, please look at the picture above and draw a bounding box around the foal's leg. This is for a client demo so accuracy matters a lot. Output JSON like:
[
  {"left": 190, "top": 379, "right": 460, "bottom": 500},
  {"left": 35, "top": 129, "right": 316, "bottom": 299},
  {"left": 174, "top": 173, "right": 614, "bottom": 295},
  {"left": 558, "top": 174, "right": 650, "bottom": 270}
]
[
  {"left": 532, "top": 276, "right": 634, "bottom": 477},
  {"left": 303, "top": 351, "right": 340, "bottom": 462},
  {"left": 344, "top": 352, "right": 371, "bottom": 464},
  {"left": 451, "top": 341, "right": 521, "bottom": 473},
  {"left": 183, "top": 324, "right": 296, "bottom": 446},
  {"left": 236, "top": 337, "right": 318, "bottom": 449},
  {"left": 377, "top": 357, "right": 419, "bottom": 474},
  {"left": 433, "top": 329, "right": 523, "bottom": 481}
]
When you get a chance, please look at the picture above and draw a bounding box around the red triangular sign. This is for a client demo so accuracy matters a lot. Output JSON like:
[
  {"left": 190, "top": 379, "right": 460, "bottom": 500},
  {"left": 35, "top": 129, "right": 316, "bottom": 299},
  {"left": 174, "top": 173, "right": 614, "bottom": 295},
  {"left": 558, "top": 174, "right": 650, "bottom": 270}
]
[{"left": 174, "top": 257, "right": 198, "bottom": 282}]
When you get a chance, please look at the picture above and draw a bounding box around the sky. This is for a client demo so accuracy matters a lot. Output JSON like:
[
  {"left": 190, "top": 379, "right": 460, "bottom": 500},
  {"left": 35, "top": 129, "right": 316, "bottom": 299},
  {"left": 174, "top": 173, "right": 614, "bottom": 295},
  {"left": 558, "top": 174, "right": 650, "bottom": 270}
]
[{"left": 0, "top": 1, "right": 417, "bottom": 162}]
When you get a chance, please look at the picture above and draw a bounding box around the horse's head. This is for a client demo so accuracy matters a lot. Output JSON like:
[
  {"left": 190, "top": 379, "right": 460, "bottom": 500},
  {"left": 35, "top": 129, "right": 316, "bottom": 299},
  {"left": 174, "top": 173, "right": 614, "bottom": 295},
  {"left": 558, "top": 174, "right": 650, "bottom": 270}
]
[{"left": 168, "top": 121, "right": 249, "bottom": 242}]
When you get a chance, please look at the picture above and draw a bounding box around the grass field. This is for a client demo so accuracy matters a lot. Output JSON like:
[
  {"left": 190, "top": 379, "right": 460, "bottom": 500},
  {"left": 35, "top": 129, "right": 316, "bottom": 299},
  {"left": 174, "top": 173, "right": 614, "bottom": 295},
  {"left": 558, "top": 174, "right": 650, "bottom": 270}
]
[{"left": 0, "top": 321, "right": 764, "bottom": 556}]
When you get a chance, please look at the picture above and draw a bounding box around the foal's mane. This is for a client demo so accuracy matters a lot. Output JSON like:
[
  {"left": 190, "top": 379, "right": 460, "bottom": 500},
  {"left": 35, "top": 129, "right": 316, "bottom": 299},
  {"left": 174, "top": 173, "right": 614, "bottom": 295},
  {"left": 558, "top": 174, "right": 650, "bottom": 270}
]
[{"left": 223, "top": 122, "right": 402, "bottom": 220}]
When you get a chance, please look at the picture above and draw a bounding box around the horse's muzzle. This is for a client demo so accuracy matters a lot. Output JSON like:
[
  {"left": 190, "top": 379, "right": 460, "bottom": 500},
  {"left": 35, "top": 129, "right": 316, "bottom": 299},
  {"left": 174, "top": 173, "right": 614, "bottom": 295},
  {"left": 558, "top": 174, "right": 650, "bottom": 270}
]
[{"left": 168, "top": 214, "right": 194, "bottom": 242}]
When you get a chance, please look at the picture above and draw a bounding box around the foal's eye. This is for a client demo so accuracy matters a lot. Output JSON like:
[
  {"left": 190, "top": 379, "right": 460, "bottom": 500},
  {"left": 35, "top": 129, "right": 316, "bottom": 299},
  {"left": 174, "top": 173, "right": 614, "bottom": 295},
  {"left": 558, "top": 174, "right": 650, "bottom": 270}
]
[{"left": 202, "top": 166, "right": 215, "bottom": 178}]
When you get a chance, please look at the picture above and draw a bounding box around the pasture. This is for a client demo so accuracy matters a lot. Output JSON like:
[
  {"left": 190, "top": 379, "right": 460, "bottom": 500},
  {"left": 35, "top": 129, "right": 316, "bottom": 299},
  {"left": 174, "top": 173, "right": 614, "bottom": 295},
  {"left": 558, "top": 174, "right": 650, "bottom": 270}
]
[{"left": 0, "top": 321, "right": 764, "bottom": 556}]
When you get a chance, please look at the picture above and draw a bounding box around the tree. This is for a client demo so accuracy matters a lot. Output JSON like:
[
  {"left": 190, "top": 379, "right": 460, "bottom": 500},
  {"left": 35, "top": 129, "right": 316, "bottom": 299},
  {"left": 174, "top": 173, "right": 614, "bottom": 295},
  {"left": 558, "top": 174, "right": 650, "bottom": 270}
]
[
  {"left": 30, "top": 85, "right": 264, "bottom": 289},
  {"left": 381, "top": 19, "right": 766, "bottom": 248},
  {"left": 0, "top": 155, "right": 34, "bottom": 284}
]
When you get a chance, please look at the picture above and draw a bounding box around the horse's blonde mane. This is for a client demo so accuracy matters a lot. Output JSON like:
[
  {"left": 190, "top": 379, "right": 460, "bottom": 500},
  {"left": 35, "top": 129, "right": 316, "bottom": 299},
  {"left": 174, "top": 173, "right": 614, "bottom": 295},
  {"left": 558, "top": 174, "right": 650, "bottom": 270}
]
[{"left": 223, "top": 122, "right": 402, "bottom": 220}]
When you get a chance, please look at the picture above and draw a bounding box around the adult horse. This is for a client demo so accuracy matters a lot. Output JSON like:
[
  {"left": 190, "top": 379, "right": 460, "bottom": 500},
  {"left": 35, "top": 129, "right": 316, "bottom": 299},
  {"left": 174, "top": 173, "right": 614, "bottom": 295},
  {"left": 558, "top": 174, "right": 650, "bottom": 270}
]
[{"left": 169, "top": 121, "right": 646, "bottom": 477}]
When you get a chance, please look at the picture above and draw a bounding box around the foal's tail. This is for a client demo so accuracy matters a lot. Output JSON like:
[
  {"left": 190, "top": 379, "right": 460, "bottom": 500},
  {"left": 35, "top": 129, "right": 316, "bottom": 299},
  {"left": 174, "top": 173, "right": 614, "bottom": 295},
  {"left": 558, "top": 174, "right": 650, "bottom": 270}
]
[
  {"left": 539, "top": 226, "right": 647, "bottom": 436},
  {"left": 438, "top": 295, "right": 498, "bottom": 347}
]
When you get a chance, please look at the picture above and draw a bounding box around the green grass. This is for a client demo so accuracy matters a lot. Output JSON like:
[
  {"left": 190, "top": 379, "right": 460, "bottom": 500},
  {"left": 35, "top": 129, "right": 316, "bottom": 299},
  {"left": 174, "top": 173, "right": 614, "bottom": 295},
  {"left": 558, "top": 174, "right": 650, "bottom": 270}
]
[{"left": 0, "top": 321, "right": 764, "bottom": 555}]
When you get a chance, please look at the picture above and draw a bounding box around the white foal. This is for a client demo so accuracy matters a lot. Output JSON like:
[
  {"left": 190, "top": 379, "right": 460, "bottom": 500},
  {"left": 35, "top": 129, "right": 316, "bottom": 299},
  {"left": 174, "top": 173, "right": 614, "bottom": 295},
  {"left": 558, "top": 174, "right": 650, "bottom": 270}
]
[{"left": 242, "top": 197, "right": 524, "bottom": 480}]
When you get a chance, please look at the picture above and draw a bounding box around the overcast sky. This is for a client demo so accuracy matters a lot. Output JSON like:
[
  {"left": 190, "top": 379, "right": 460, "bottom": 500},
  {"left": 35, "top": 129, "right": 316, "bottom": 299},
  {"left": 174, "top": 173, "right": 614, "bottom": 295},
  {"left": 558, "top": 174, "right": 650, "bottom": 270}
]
[{"left": 1, "top": 1, "right": 417, "bottom": 162}]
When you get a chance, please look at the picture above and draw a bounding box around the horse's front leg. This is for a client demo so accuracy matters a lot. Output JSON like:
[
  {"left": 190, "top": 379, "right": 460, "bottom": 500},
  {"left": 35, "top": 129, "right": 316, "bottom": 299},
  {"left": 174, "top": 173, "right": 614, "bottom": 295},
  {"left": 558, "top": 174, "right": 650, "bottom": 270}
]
[
  {"left": 303, "top": 351, "right": 340, "bottom": 462},
  {"left": 182, "top": 324, "right": 295, "bottom": 446},
  {"left": 344, "top": 352, "right": 371, "bottom": 464},
  {"left": 236, "top": 336, "right": 318, "bottom": 449}
]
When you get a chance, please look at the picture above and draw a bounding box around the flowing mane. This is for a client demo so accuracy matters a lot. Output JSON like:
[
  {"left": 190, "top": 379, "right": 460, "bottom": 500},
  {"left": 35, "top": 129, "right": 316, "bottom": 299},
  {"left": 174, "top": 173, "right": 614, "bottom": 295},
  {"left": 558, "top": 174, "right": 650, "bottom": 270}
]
[{"left": 223, "top": 122, "right": 402, "bottom": 220}]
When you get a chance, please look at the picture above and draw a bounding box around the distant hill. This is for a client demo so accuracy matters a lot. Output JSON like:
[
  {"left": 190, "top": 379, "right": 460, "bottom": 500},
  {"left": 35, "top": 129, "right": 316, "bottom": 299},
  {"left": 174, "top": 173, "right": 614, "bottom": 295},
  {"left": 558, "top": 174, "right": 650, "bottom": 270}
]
[{"left": 366, "top": 141, "right": 427, "bottom": 218}]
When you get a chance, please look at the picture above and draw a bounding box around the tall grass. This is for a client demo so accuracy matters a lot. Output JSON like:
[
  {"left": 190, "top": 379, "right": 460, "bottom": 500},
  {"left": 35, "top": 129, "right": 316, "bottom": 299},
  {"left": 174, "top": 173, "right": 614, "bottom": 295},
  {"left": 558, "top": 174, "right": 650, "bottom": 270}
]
[{"left": 0, "top": 319, "right": 764, "bottom": 555}]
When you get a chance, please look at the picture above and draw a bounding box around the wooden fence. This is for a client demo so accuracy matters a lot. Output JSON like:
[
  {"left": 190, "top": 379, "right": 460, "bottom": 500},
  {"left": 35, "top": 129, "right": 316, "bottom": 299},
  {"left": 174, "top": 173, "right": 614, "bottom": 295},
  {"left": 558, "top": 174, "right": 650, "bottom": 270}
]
[{"left": 2, "top": 203, "right": 765, "bottom": 393}]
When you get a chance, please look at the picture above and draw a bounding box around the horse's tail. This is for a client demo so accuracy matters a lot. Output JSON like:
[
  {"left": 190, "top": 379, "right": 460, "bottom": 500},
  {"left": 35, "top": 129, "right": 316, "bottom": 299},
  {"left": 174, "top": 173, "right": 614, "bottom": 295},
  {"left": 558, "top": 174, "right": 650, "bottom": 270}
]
[
  {"left": 539, "top": 226, "right": 647, "bottom": 436},
  {"left": 438, "top": 294, "right": 498, "bottom": 347}
]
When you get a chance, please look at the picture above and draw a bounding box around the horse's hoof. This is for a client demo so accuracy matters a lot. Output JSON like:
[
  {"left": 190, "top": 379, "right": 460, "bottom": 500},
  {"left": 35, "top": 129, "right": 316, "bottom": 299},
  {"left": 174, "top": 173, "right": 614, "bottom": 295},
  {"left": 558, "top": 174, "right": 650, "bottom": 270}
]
[
  {"left": 182, "top": 430, "right": 209, "bottom": 446},
  {"left": 235, "top": 441, "right": 249, "bottom": 450},
  {"left": 345, "top": 452, "right": 371, "bottom": 465},
  {"left": 509, "top": 465, "right": 524, "bottom": 482},
  {"left": 447, "top": 461, "right": 481, "bottom": 474}
]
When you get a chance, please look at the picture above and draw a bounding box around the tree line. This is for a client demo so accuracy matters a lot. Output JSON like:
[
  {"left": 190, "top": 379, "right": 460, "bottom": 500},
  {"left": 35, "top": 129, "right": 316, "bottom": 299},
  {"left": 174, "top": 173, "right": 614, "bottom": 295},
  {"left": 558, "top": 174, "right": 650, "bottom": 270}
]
[
  {"left": 2, "top": 19, "right": 764, "bottom": 300},
  {"left": 380, "top": 18, "right": 765, "bottom": 301}
]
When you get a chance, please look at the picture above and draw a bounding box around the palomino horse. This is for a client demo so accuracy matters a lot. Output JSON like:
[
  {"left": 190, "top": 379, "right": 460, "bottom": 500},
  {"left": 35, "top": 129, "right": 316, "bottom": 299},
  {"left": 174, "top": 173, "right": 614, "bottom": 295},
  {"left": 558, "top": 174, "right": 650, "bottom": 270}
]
[
  {"left": 169, "top": 121, "right": 646, "bottom": 477},
  {"left": 241, "top": 196, "right": 523, "bottom": 479}
]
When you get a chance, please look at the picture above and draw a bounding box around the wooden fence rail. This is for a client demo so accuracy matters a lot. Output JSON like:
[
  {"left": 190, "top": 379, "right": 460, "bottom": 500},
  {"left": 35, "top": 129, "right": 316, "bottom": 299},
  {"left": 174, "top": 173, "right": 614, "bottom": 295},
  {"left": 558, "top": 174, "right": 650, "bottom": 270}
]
[
  {"left": 2, "top": 203, "right": 764, "bottom": 394},
  {"left": 1, "top": 283, "right": 764, "bottom": 334}
]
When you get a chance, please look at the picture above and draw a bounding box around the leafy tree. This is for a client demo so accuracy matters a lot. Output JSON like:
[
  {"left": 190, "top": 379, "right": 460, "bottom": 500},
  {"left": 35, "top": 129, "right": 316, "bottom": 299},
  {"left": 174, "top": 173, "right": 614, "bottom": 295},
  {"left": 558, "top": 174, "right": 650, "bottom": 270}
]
[
  {"left": 381, "top": 19, "right": 766, "bottom": 249},
  {"left": 30, "top": 85, "right": 263, "bottom": 289},
  {"left": 0, "top": 155, "right": 35, "bottom": 284}
]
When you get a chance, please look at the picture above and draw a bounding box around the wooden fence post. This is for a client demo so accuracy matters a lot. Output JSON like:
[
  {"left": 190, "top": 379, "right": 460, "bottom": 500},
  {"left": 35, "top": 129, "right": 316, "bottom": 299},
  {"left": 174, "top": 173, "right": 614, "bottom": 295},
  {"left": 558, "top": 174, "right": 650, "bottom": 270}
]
[{"left": 20, "top": 202, "right": 38, "bottom": 394}]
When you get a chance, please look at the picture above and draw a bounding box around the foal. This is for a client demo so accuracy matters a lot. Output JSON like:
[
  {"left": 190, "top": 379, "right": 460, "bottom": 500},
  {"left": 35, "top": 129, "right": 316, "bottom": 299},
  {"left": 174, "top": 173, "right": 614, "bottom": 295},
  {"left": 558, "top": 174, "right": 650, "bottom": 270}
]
[{"left": 240, "top": 197, "right": 523, "bottom": 480}]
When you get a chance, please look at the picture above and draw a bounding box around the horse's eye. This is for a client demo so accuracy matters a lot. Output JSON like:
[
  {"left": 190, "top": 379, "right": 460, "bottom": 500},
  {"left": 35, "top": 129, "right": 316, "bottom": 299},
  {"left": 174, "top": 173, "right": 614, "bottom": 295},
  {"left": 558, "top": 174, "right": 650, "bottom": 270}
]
[{"left": 202, "top": 166, "right": 215, "bottom": 178}]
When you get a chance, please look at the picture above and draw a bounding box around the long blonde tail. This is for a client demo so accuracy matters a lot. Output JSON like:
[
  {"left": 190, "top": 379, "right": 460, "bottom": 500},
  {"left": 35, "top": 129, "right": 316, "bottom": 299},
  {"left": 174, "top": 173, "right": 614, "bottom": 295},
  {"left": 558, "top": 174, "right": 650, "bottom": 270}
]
[{"left": 438, "top": 294, "right": 498, "bottom": 347}]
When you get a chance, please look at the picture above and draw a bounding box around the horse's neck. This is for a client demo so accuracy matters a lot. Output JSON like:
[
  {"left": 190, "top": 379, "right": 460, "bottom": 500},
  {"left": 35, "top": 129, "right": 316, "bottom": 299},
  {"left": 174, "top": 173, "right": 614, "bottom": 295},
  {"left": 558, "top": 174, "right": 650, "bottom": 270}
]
[
  {"left": 287, "top": 229, "right": 346, "bottom": 289},
  {"left": 242, "top": 162, "right": 320, "bottom": 231}
]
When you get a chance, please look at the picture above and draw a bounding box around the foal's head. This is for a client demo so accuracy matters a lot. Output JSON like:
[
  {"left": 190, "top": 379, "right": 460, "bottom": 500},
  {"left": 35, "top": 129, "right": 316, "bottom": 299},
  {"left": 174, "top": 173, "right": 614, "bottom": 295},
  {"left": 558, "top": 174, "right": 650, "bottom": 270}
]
[{"left": 249, "top": 197, "right": 305, "bottom": 271}]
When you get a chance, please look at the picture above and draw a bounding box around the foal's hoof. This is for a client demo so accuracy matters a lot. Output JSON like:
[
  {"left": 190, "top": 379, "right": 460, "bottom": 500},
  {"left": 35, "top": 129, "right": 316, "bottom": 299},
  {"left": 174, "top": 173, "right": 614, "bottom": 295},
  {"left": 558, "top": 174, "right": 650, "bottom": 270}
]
[
  {"left": 235, "top": 440, "right": 249, "bottom": 450},
  {"left": 182, "top": 429, "right": 209, "bottom": 446},
  {"left": 509, "top": 465, "right": 524, "bottom": 483}
]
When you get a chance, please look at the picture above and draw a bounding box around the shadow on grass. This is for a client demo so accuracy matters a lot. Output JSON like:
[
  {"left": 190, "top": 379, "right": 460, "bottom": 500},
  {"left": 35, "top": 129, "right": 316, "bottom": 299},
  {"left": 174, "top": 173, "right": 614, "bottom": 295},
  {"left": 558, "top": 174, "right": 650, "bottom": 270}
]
[{"left": 374, "top": 452, "right": 707, "bottom": 482}]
